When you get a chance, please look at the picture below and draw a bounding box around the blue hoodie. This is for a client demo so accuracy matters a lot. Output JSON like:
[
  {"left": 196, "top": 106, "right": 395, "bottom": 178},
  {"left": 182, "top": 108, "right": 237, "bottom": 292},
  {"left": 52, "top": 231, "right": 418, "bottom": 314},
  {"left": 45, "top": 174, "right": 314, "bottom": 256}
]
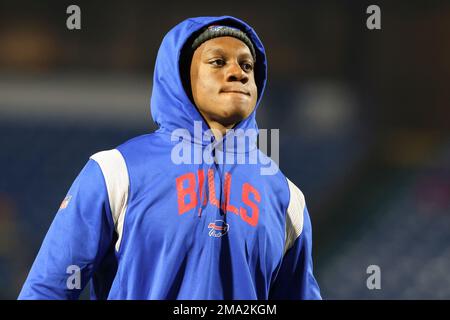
[{"left": 18, "top": 16, "right": 321, "bottom": 300}]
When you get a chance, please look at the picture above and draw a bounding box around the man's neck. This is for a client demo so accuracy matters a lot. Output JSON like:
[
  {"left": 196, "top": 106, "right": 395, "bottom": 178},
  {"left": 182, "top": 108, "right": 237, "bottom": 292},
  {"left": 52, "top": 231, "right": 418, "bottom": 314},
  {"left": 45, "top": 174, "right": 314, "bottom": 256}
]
[{"left": 206, "top": 120, "right": 236, "bottom": 141}]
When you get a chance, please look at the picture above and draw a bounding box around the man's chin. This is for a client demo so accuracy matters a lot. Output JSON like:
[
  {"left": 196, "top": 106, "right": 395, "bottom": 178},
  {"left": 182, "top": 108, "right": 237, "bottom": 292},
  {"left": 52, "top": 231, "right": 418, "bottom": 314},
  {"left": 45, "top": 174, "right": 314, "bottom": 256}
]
[{"left": 213, "top": 113, "right": 246, "bottom": 129}]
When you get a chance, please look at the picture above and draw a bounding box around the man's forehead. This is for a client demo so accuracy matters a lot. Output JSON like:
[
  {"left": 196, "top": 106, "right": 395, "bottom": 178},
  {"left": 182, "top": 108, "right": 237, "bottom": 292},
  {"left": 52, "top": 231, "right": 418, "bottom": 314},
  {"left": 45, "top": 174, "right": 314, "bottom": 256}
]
[{"left": 201, "top": 37, "right": 254, "bottom": 58}]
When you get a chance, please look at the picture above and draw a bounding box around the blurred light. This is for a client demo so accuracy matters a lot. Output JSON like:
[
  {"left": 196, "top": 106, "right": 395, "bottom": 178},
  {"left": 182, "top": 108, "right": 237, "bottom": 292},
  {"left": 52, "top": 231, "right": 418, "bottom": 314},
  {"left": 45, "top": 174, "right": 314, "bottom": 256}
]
[{"left": 294, "top": 81, "right": 357, "bottom": 138}]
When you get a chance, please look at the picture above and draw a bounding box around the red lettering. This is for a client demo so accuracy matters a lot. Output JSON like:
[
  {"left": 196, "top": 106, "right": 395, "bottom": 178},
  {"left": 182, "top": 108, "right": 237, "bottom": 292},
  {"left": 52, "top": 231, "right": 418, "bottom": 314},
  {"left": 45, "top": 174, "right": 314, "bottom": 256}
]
[
  {"left": 240, "top": 182, "right": 261, "bottom": 227},
  {"left": 176, "top": 171, "right": 261, "bottom": 226},
  {"left": 176, "top": 172, "right": 197, "bottom": 215}
]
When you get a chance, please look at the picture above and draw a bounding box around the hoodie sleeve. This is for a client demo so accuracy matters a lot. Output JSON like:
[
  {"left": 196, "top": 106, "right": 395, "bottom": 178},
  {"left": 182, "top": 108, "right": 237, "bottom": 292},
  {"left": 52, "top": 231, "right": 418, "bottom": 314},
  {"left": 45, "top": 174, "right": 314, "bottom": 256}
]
[
  {"left": 18, "top": 158, "right": 116, "bottom": 300},
  {"left": 269, "top": 180, "right": 322, "bottom": 300}
]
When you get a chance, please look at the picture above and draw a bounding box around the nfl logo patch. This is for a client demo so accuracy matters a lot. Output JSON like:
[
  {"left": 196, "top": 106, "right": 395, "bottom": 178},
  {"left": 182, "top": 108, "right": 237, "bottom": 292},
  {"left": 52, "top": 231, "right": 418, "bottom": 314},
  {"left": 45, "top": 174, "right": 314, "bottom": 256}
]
[{"left": 59, "top": 195, "right": 72, "bottom": 209}]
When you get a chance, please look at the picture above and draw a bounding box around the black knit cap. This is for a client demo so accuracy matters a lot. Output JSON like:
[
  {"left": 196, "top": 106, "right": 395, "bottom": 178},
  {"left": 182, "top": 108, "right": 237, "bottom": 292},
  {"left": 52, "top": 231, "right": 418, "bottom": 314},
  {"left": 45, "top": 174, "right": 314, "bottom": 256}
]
[{"left": 191, "top": 25, "right": 256, "bottom": 61}]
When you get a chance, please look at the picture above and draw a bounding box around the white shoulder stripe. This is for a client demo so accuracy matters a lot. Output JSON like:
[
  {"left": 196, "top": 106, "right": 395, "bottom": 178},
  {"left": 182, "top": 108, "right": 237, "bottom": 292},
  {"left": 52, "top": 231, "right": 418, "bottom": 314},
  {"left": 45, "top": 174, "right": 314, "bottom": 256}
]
[
  {"left": 284, "top": 178, "right": 305, "bottom": 255},
  {"left": 90, "top": 149, "right": 129, "bottom": 252}
]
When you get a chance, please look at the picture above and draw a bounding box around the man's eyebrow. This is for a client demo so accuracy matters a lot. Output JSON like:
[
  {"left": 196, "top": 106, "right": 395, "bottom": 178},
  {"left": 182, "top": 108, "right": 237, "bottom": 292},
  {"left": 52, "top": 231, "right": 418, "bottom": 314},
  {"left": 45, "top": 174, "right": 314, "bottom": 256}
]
[
  {"left": 238, "top": 51, "right": 254, "bottom": 61},
  {"left": 204, "top": 47, "right": 254, "bottom": 62}
]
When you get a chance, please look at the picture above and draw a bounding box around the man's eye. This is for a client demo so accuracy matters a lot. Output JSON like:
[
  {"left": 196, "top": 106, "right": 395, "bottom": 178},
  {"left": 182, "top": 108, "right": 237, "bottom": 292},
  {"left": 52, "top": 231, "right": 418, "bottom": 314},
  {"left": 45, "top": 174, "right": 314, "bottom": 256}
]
[
  {"left": 242, "top": 63, "right": 253, "bottom": 72},
  {"left": 211, "top": 59, "right": 225, "bottom": 67}
]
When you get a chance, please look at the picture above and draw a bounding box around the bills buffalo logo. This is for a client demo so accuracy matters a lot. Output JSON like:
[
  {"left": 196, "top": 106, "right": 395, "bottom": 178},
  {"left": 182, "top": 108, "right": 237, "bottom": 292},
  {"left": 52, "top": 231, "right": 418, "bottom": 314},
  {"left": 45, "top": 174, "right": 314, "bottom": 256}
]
[
  {"left": 176, "top": 169, "right": 261, "bottom": 227},
  {"left": 208, "top": 220, "right": 229, "bottom": 237}
]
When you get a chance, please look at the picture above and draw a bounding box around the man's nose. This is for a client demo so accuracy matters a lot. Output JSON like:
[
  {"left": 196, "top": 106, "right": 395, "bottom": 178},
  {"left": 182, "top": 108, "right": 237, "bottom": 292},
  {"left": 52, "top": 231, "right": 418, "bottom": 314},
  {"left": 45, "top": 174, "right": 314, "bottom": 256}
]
[{"left": 226, "top": 62, "right": 248, "bottom": 84}]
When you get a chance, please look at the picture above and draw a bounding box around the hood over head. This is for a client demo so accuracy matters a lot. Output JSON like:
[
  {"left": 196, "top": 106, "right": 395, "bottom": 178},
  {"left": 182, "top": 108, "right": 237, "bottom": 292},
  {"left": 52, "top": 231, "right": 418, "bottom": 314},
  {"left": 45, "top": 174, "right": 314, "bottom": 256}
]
[{"left": 150, "top": 16, "right": 267, "bottom": 148}]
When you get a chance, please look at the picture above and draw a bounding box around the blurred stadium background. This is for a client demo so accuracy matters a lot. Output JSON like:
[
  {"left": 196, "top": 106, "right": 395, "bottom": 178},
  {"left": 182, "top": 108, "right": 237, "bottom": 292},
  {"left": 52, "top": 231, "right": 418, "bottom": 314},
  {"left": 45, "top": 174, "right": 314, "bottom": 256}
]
[{"left": 0, "top": 0, "right": 449, "bottom": 299}]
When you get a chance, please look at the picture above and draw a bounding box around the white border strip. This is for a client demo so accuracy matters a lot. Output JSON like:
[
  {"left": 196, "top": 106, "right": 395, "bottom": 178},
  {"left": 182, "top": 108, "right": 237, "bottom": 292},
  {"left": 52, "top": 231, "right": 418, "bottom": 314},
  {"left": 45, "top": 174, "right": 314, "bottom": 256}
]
[
  {"left": 91, "top": 149, "right": 129, "bottom": 252},
  {"left": 284, "top": 178, "right": 305, "bottom": 255}
]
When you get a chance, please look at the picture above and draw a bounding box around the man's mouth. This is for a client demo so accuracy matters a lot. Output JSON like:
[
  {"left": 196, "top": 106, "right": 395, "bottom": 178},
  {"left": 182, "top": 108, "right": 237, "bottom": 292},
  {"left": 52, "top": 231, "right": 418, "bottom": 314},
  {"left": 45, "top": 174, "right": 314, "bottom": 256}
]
[{"left": 220, "top": 90, "right": 250, "bottom": 96}]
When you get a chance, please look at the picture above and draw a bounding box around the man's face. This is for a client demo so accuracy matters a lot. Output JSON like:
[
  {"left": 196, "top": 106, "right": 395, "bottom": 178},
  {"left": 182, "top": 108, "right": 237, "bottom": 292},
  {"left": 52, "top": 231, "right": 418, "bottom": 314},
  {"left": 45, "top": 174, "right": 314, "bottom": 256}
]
[{"left": 190, "top": 36, "right": 258, "bottom": 129}]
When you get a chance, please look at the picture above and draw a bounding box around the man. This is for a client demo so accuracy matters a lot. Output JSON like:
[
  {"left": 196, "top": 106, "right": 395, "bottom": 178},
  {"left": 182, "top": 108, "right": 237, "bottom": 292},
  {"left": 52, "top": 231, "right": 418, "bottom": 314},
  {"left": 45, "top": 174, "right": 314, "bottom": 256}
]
[{"left": 18, "top": 16, "right": 321, "bottom": 300}]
